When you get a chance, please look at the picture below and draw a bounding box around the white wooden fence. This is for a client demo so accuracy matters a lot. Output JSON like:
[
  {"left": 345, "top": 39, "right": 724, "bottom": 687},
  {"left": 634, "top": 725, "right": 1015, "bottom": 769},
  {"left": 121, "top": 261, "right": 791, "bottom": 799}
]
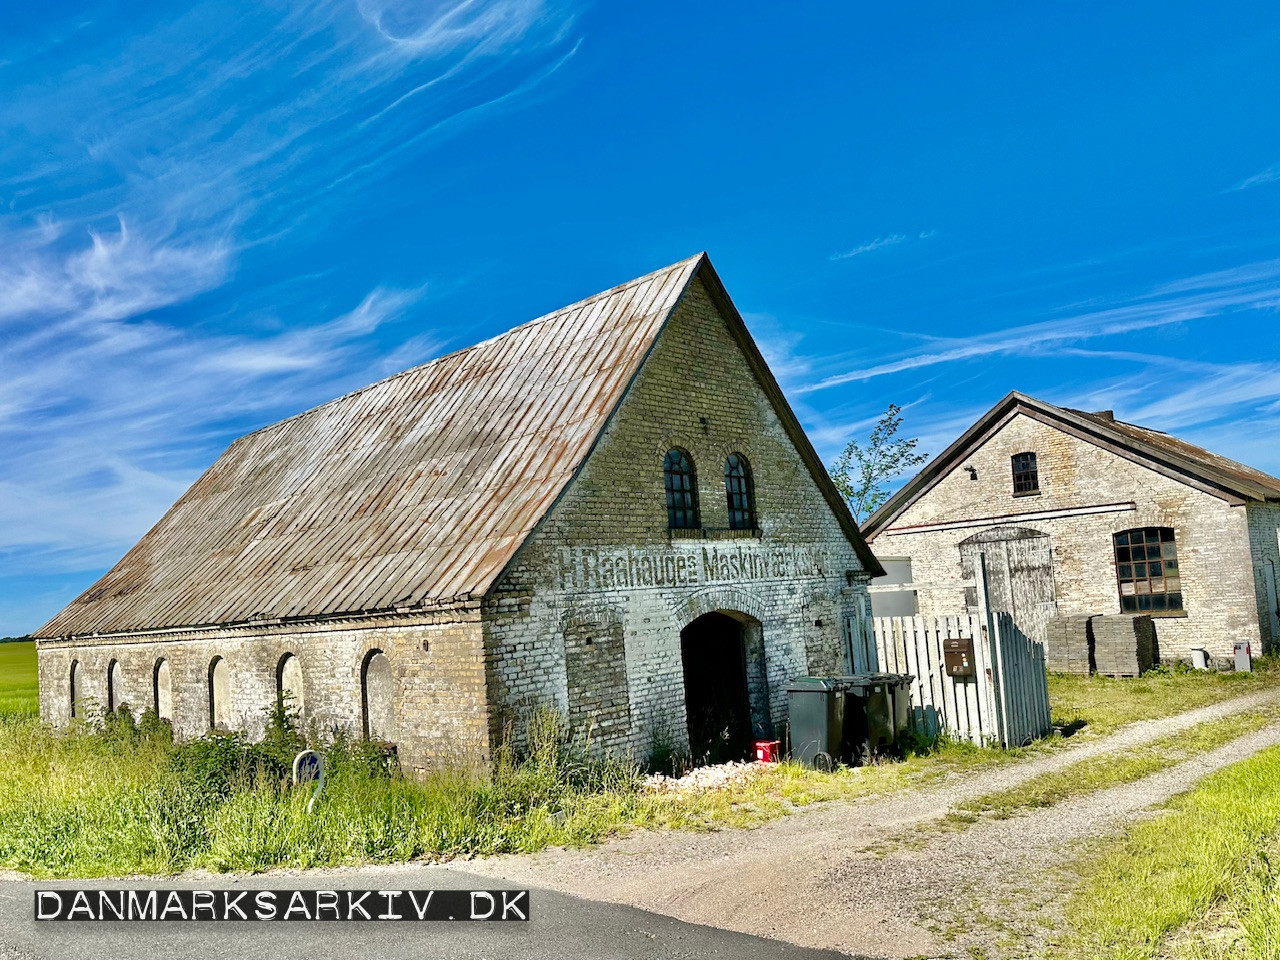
[{"left": 873, "top": 612, "right": 1050, "bottom": 747}]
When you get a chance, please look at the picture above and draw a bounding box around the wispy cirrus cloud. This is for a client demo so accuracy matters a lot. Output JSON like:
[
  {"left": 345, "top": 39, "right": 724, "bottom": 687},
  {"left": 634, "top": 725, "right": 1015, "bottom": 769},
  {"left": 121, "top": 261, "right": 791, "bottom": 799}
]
[
  {"left": 797, "top": 258, "right": 1280, "bottom": 394},
  {"left": 1229, "top": 162, "right": 1280, "bottom": 191},
  {"left": 0, "top": 0, "right": 580, "bottom": 244},
  {"left": 1052, "top": 351, "right": 1280, "bottom": 436},
  {"left": 830, "top": 235, "right": 907, "bottom": 260},
  {"left": 829, "top": 229, "right": 935, "bottom": 261},
  {"left": 789, "top": 259, "right": 1280, "bottom": 491},
  {"left": 0, "top": 277, "right": 430, "bottom": 576},
  {"left": 0, "top": 1, "right": 576, "bottom": 627}
]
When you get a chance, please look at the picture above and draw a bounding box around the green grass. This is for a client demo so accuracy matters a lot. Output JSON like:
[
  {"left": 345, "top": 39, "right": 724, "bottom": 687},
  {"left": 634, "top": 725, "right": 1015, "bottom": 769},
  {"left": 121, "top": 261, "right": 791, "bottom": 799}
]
[
  {"left": 4, "top": 650, "right": 1277, "bottom": 879},
  {"left": 958, "top": 707, "right": 1276, "bottom": 821},
  {"left": 881, "top": 707, "right": 1279, "bottom": 854},
  {"left": 0, "top": 640, "right": 37, "bottom": 719},
  {"left": 0, "top": 707, "right": 1019, "bottom": 878},
  {"left": 1172, "top": 833, "right": 1280, "bottom": 960},
  {"left": 1047, "top": 657, "right": 1280, "bottom": 737},
  {"left": 1051, "top": 743, "right": 1280, "bottom": 960}
]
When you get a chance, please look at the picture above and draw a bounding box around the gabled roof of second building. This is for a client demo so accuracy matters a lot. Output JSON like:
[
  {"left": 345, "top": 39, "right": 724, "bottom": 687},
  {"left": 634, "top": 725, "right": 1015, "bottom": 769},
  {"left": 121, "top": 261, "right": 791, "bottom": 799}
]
[
  {"left": 863, "top": 391, "right": 1280, "bottom": 538},
  {"left": 38, "top": 253, "right": 879, "bottom": 639}
]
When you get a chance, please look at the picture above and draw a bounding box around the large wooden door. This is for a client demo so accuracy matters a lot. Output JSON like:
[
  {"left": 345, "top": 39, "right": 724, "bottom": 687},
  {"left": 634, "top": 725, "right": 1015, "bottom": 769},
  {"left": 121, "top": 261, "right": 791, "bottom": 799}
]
[{"left": 960, "top": 527, "right": 1057, "bottom": 645}]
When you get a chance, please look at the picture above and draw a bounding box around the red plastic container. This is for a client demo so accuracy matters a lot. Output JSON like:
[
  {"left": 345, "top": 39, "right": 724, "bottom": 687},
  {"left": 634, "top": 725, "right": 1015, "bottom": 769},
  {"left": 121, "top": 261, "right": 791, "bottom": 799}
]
[{"left": 754, "top": 739, "right": 782, "bottom": 763}]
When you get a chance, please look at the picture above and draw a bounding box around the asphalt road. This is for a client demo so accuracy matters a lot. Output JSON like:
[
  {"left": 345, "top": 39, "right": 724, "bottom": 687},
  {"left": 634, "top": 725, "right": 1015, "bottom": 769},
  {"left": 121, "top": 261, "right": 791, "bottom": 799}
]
[{"left": 0, "top": 865, "right": 861, "bottom": 960}]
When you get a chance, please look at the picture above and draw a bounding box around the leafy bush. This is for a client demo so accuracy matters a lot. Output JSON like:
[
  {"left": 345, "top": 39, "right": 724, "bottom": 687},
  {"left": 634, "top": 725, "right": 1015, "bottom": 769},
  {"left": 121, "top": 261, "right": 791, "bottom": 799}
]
[
  {"left": 101, "top": 704, "right": 138, "bottom": 745},
  {"left": 136, "top": 707, "right": 173, "bottom": 744},
  {"left": 168, "top": 733, "right": 289, "bottom": 802},
  {"left": 258, "top": 694, "right": 305, "bottom": 769},
  {"left": 322, "top": 733, "right": 399, "bottom": 782}
]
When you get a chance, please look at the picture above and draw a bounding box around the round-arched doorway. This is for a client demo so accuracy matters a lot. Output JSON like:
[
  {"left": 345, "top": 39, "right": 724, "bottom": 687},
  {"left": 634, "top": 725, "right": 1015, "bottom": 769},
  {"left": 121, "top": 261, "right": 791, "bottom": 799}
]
[{"left": 679, "top": 611, "right": 768, "bottom": 765}]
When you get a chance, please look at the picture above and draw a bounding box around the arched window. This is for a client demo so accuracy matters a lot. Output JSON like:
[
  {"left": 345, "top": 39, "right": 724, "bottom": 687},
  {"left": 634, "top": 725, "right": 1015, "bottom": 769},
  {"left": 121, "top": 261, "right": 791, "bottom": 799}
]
[
  {"left": 724, "top": 453, "right": 756, "bottom": 530},
  {"left": 361, "top": 650, "right": 396, "bottom": 742},
  {"left": 69, "top": 660, "right": 81, "bottom": 720},
  {"left": 1113, "top": 527, "right": 1182, "bottom": 612},
  {"left": 107, "top": 659, "right": 121, "bottom": 714},
  {"left": 209, "top": 657, "right": 230, "bottom": 729},
  {"left": 153, "top": 658, "right": 173, "bottom": 721},
  {"left": 664, "top": 448, "right": 700, "bottom": 529},
  {"left": 277, "top": 653, "right": 304, "bottom": 715}
]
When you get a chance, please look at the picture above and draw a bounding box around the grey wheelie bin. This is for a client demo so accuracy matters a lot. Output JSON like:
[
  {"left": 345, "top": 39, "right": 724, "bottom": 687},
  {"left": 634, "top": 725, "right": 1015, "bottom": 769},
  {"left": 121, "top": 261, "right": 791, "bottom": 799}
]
[{"left": 785, "top": 677, "right": 844, "bottom": 770}]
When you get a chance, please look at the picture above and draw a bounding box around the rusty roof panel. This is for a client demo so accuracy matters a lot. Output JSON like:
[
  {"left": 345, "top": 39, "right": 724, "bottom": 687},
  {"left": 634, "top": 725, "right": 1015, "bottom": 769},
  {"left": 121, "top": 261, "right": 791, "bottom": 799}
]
[
  {"left": 38, "top": 255, "right": 704, "bottom": 638},
  {"left": 1067, "top": 409, "right": 1280, "bottom": 502}
]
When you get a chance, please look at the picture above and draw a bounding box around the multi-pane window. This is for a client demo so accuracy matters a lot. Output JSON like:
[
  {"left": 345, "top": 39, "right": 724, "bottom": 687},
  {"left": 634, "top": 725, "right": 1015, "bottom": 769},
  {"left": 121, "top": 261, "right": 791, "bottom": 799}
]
[
  {"left": 664, "top": 448, "right": 700, "bottom": 529},
  {"left": 1011, "top": 452, "right": 1039, "bottom": 495},
  {"left": 1113, "top": 527, "right": 1183, "bottom": 613},
  {"left": 724, "top": 453, "right": 756, "bottom": 530}
]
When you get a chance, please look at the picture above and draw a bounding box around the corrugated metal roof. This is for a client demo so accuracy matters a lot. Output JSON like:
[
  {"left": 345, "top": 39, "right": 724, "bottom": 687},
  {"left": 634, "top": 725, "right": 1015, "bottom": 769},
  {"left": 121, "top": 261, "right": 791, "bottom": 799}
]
[
  {"left": 38, "top": 255, "right": 704, "bottom": 637},
  {"left": 1067, "top": 410, "right": 1280, "bottom": 503}
]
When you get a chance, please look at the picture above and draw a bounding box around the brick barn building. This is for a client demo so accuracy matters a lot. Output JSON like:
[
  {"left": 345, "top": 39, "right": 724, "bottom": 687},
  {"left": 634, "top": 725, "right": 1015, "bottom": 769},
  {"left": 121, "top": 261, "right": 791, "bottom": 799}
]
[
  {"left": 34, "top": 254, "right": 881, "bottom": 770},
  {"left": 863, "top": 392, "right": 1280, "bottom": 664}
]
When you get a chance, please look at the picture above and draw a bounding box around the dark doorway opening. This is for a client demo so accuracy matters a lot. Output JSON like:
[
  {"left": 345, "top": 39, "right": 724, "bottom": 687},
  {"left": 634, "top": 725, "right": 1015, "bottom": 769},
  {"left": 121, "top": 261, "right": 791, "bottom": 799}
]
[{"left": 680, "top": 612, "right": 752, "bottom": 765}]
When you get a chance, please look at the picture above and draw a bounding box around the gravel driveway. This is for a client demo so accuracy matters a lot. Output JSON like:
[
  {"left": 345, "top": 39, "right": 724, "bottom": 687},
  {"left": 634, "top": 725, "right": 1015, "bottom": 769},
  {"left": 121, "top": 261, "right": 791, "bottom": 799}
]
[{"left": 456, "top": 687, "right": 1280, "bottom": 959}]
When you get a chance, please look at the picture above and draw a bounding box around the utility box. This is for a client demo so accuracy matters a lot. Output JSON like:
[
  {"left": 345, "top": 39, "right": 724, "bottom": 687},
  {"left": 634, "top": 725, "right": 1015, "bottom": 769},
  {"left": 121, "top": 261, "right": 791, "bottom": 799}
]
[
  {"left": 1235, "top": 642, "right": 1253, "bottom": 673},
  {"left": 943, "top": 635, "right": 976, "bottom": 678}
]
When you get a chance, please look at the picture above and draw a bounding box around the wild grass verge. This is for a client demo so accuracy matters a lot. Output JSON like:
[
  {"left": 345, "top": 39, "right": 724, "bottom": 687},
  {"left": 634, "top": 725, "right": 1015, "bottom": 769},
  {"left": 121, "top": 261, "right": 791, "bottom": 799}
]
[
  {"left": 0, "top": 706, "right": 1023, "bottom": 878},
  {"left": 7, "top": 649, "right": 1276, "bottom": 878},
  {"left": 1170, "top": 831, "right": 1280, "bottom": 960},
  {"left": 1050, "top": 742, "right": 1280, "bottom": 960}
]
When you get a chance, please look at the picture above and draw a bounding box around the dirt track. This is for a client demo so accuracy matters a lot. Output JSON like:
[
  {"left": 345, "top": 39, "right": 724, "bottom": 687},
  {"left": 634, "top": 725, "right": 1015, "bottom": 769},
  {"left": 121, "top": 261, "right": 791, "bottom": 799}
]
[{"left": 456, "top": 688, "right": 1280, "bottom": 959}]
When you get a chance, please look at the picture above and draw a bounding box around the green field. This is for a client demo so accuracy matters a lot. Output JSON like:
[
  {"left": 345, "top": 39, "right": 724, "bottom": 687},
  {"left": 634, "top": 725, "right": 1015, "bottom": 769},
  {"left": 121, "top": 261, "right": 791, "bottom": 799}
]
[{"left": 0, "top": 640, "right": 37, "bottom": 719}]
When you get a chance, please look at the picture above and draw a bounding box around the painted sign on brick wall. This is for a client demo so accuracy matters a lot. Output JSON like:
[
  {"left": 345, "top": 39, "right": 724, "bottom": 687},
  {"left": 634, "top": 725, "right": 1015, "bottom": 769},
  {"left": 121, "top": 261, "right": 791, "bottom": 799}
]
[{"left": 554, "top": 544, "right": 830, "bottom": 591}]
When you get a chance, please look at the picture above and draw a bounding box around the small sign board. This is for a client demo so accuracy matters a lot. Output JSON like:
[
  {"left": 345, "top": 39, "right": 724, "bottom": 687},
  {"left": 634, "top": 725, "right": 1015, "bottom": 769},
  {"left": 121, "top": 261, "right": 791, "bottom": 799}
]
[
  {"left": 292, "top": 750, "right": 325, "bottom": 813},
  {"left": 293, "top": 750, "right": 323, "bottom": 783}
]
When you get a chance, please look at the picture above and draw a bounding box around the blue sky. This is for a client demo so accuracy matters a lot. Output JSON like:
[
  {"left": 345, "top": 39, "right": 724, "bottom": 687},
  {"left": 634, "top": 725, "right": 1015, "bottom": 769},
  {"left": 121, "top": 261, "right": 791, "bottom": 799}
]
[{"left": 3, "top": 1, "right": 1279, "bottom": 635}]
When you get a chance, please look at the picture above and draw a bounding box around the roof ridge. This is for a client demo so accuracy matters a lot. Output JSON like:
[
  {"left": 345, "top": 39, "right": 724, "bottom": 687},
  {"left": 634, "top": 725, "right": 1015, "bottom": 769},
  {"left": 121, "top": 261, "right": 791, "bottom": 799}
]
[
  {"left": 1065, "top": 408, "right": 1170, "bottom": 437},
  {"left": 36, "top": 252, "right": 710, "bottom": 637},
  {"left": 234, "top": 253, "right": 706, "bottom": 445}
]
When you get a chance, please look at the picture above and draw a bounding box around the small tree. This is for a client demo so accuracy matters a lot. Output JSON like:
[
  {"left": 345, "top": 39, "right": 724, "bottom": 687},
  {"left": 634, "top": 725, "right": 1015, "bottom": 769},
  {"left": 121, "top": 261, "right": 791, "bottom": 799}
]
[{"left": 829, "top": 404, "right": 928, "bottom": 524}]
